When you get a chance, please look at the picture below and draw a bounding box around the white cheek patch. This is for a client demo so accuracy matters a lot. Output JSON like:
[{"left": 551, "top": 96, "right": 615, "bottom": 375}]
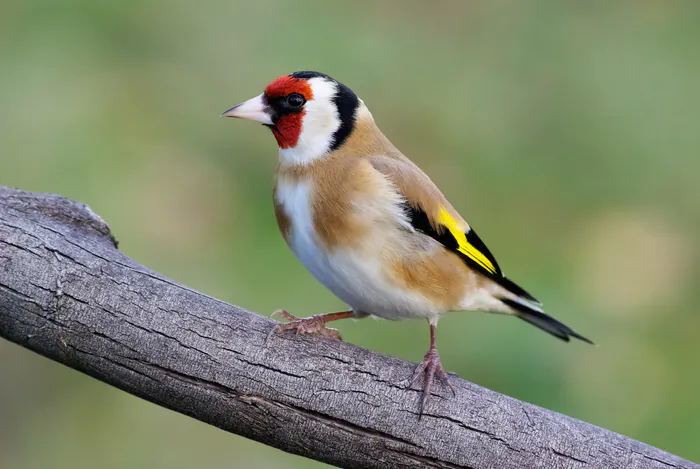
[{"left": 278, "top": 77, "right": 341, "bottom": 166}]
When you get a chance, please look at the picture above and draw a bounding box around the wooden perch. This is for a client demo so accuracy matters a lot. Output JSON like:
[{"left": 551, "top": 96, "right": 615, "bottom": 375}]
[{"left": 0, "top": 185, "right": 695, "bottom": 469}]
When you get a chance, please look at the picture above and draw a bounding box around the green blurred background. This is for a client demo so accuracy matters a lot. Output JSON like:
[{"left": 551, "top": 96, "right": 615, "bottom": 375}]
[{"left": 1, "top": 0, "right": 699, "bottom": 467}]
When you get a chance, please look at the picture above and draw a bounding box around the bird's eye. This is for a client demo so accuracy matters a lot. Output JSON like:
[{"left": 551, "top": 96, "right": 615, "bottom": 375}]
[{"left": 287, "top": 93, "right": 305, "bottom": 108}]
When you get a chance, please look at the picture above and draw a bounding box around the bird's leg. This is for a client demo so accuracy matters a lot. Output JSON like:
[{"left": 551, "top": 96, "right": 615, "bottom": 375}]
[
  {"left": 411, "top": 323, "right": 455, "bottom": 417},
  {"left": 267, "top": 310, "right": 354, "bottom": 341}
]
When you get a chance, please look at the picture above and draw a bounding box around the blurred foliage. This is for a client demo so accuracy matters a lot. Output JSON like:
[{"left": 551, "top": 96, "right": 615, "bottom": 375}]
[{"left": 1, "top": 0, "right": 699, "bottom": 467}]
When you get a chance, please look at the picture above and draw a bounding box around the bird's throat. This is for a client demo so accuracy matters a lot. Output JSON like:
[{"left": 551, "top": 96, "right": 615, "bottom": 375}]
[{"left": 270, "top": 112, "right": 305, "bottom": 149}]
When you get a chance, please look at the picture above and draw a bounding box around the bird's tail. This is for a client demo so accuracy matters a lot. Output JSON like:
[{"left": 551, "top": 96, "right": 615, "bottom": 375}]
[{"left": 498, "top": 283, "right": 594, "bottom": 344}]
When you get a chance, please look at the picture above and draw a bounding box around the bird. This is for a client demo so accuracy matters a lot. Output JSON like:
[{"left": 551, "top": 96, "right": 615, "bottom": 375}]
[{"left": 222, "top": 71, "right": 593, "bottom": 415}]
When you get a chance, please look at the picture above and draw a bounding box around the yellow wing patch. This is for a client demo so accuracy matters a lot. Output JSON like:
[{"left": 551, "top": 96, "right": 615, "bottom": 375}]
[{"left": 437, "top": 206, "right": 497, "bottom": 275}]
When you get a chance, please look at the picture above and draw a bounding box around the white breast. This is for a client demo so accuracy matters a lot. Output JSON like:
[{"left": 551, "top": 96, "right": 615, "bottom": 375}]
[
  {"left": 275, "top": 178, "right": 321, "bottom": 279},
  {"left": 275, "top": 177, "right": 438, "bottom": 320}
]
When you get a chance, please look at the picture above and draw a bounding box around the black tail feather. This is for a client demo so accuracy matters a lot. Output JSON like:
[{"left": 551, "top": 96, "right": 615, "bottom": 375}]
[
  {"left": 496, "top": 277, "right": 542, "bottom": 306},
  {"left": 501, "top": 298, "right": 594, "bottom": 345}
]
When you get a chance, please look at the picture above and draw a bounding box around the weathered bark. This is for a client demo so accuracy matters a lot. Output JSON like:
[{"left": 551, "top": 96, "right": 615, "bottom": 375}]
[{"left": 0, "top": 185, "right": 695, "bottom": 469}]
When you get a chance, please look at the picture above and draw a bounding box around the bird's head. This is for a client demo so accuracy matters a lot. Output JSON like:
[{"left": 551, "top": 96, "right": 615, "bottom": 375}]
[{"left": 222, "top": 71, "right": 363, "bottom": 164}]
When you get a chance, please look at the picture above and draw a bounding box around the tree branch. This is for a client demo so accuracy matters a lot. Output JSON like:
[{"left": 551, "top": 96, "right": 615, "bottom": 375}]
[{"left": 0, "top": 185, "right": 695, "bottom": 469}]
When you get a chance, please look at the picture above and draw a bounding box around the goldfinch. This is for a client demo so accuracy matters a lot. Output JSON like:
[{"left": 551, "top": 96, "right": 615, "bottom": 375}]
[{"left": 222, "top": 71, "right": 592, "bottom": 414}]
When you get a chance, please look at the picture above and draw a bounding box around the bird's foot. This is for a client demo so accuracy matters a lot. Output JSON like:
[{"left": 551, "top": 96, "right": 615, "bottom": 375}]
[
  {"left": 411, "top": 348, "right": 455, "bottom": 418},
  {"left": 267, "top": 309, "right": 343, "bottom": 342}
]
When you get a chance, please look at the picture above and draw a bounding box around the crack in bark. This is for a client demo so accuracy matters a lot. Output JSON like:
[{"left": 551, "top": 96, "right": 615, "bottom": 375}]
[
  {"left": 632, "top": 450, "right": 684, "bottom": 468},
  {"left": 140, "top": 361, "right": 237, "bottom": 395},
  {"left": 553, "top": 449, "right": 589, "bottom": 465},
  {"left": 0, "top": 238, "right": 44, "bottom": 258}
]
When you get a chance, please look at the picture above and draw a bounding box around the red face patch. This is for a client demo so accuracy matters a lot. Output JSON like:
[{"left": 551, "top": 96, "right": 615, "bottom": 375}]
[
  {"left": 264, "top": 75, "right": 315, "bottom": 149},
  {"left": 269, "top": 113, "right": 304, "bottom": 149},
  {"left": 265, "top": 75, "right": 314, "bottom": 100}
]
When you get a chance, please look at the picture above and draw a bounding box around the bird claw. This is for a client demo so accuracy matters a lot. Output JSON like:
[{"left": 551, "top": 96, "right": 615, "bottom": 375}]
[
  {"left": 269, "top": 309, "right": 300, "bottom": 322},
  {"left": 266, "top": 310, "right": 343, "bottom": 344},
  {"left": 411, "top": 348, "right": 454, "bottom": 418}
]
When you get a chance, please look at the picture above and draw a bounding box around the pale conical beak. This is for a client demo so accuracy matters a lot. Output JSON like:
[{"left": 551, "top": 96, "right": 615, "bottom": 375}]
[{"left": 221, "top": 93, "right": 274, "bottom": 125}]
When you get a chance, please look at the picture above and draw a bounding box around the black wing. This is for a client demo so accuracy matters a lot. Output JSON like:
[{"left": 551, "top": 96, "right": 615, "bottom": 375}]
[{"left": 402, "top": 202, "right": 541, "bottom": 306}]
